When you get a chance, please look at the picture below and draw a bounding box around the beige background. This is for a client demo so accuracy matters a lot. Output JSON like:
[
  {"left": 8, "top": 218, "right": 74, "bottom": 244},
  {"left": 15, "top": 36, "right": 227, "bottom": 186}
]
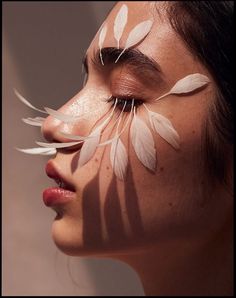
[{"left": 2, "top": 2, "right": 144, "bottom": 296}]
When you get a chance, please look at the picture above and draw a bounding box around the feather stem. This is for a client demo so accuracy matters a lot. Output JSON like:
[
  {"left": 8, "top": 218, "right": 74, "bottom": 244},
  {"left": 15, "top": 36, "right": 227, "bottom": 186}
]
[
  {"left": 100, "top": 50, "right": 104, "bottom": 66},
  {"left": 155, "top": 92, "right": 170, "bottom": 101},
  {"left": 98, "top": 99, "right": 134, "bottom": 146},
  {"left": 115, "top": 48, "right": 126, "bottom": 63}
]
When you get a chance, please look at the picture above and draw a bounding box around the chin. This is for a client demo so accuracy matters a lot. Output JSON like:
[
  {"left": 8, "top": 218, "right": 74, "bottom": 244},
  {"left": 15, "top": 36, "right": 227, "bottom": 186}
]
[{"left": 51, "top": 216, "right": 85, "bottom": 256}]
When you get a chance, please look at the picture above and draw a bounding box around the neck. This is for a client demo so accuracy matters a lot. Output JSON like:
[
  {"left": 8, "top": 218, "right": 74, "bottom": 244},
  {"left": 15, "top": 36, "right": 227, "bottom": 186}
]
[{"left": 116, "top": 218, "right": 233, "bottom": 296}]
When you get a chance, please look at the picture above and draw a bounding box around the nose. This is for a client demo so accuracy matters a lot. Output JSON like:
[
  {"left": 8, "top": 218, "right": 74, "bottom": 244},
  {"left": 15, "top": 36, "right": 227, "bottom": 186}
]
[
  {"left": 41, "top": 113, "right": 66, "bottom": 143},
  {"left": 41, "top": 99, "right": 88, "bottom": 144}
]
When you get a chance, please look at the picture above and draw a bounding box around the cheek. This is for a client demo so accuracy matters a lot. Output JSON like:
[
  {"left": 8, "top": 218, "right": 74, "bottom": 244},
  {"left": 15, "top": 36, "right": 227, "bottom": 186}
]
[
  {"left": 119, "top": 100, "right": 208, "bottom": 243},
  {"left": 56, "top": 91, "right": 214, "bottom": 254},
  {"left": 126, "top": 136, "right": 201, "bottom": 235}
]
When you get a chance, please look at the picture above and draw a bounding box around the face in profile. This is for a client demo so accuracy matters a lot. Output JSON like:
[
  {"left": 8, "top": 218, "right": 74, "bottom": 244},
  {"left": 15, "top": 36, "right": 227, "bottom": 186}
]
[{"left": 39, "top": 1, "right": 231, "bottom": 259}]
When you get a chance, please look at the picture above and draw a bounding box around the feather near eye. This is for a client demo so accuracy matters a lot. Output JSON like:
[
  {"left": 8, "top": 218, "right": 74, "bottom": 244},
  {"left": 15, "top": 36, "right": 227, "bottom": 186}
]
[
  {"left": 130, "top": 108, "right": 156, "bottom": 172},
  {"left": 114, "top": 4, "right": 128, "bottom": 49},
  {"left": 98, "top": 24, "right": 108, "bottom": 66},
  {"left": 106, "top": 96, "right": 144, "bottom": 112},
  {"left": 155, "top": 73, "right": 210, "bottom": 101},
  {"left": 115, "top": 20, "right": 153, "bottom": 63}
]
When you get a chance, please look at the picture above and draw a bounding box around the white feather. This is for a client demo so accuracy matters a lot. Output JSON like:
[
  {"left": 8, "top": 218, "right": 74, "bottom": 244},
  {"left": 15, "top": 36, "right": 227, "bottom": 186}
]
[
  {"left": 22, "top": 117, "right": 45, "bottom": 127},
  {"left": 147, "top": 110, "right": 180, "bottom": 149},
  {"left": 40, "top": 149, "right": 56, "bottom": 155},
  {"left": 115, "top": 20, "right": 153, "bottom": 63},
  {"left": 36, "top": 141, "right": 82, "bottom": 148},
  {"left": 78, "top": 132, "right": 100, "bottom": 167},
  {"left": 98, "top": 24, "right": 108, "bottom": 65},
  {"left": 110, "top": 136, "right": 128, "bottom": 180},
  {"left": 58, "top": 131, "right": 94, "bottom": 141},
  {"left": 114, "top": 4, "right": 128, "bottom": 49},
  {"left": 130, "top": 113, "right": 156, "bottom": 172},
  {"left": 126, "top": 20, "right": 153, "bottom": 48},
  {"left": 156, "top": 73, "right": 210, "bottom": 100},
  {"left": 59, "top": 102, "right": 118, "bottom": 142},
  {"left": 14, "top": 88, "right": 47, "bottom": 114},
  {"left": 78, "top": 113, "right": 113, "bottom": 167},
  {"left": 34, "top": 102, "right": 116, "bottom": 163},
  {"left": 98, "top": 101, "right": 134, "bottom": 147},
  {"left": 16, "top": 147, "right": 56, "bottom": 155},
  {"left": 45, "top": 106, "right": 107, "bottom": 123},
  {"left": 44, "top": 107, "right": 80, "bottom": 123}
]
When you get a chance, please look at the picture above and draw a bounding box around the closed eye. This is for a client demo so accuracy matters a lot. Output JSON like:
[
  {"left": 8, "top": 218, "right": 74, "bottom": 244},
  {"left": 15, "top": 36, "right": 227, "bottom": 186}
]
[{"left": 105, "top": 95, "right": 144, "bottom": 112}]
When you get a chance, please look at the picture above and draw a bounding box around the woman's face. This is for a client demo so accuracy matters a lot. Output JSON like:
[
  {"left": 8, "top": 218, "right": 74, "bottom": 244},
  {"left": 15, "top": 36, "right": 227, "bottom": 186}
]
[{"left": 42, "top": 2, "right": 231, "bottom": 257}]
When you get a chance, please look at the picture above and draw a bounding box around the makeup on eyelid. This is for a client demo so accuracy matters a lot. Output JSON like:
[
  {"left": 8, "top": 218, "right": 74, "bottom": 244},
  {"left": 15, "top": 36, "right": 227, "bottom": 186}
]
[{"left": 109, "top": 65, "right": 167, "bottom": 101}]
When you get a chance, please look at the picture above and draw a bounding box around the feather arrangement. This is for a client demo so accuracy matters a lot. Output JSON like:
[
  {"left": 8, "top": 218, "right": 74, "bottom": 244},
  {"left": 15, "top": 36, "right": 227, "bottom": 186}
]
[
  {"left": 35, "top": 115, "right": 111, "bottom": 151},
  {"left": 14, "top": 89, "right": 84, "bottom": 124},
  {"left": 98, "top": 24, "right": 108, "bottom": 65},
  {"left": 77, "top": 99, "right": 117, "bottom": 167},
  {"left": 130, "top": 108, "right": 156, "bottom": 172},
  {"left": 15, "top": 89, "right": 104, "bottom": 124},
  {"left": 144, "top": 104, "right": 180, "bottom": 149},
  {"left": 114, "top": 4, "right": 128, "bottom": 49},
  {"left": 59, "top": 100, "right": 123, "bottom": 141},
  {"left": 15, "top": 12, "right": 212, "bottom": 182},
  {"left": 155, "top": 73, "right": 210, "bottom": 101},
  {"left": 98, "top": 99, "right": 134, "bottom": 147},
  {"left": 115, "top": 20, "right": 153, "bottom": 63}
]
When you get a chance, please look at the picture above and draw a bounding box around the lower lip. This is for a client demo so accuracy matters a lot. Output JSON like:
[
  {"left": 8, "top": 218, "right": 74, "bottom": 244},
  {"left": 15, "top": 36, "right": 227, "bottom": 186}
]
[{"left": 43, "top": 187, "right": 76, "bottom": 207}]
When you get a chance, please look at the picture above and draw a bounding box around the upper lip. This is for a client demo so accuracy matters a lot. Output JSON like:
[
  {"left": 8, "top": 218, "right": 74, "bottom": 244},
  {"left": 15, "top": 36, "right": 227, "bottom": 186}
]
[{"left": 45, "top": 161, "right": 76, "bottom": 192}]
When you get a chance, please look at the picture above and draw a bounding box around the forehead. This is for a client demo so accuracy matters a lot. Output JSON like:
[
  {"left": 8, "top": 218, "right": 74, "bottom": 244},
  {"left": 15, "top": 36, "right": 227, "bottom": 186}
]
[{"left": 87, "top": 1, "right": 208, "bottom": 85}]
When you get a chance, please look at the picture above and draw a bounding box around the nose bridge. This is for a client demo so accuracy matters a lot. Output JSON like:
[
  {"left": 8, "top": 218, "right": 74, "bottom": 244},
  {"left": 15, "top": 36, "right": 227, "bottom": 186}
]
[
  {"left": 41, "top": 94, "right": 90, "bottom": 142},
  {"left": 41, "top": 91, "right": 107, "bottom": 143}
]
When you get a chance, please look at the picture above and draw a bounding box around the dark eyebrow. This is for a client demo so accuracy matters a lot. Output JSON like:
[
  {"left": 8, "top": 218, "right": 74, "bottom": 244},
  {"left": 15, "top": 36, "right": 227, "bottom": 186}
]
[{"left": 83, "top": 47, "right": 166, "bottom": 85}]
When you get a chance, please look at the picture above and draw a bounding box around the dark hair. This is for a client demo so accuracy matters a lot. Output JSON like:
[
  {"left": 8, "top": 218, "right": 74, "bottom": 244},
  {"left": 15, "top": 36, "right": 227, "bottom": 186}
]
[{"left": 162, "top": 1, "right": 234, "bottom": 189}]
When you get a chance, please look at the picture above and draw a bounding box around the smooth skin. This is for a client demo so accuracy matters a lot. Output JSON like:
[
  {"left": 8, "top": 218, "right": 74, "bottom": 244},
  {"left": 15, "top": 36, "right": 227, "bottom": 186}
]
[{"left": 42, "top": 2, "right": 233, "bottom": 295}]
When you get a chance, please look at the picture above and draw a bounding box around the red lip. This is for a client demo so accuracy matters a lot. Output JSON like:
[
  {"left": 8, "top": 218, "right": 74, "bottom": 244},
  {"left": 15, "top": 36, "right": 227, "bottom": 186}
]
[{"left": 43, "top": 161, "right": 76, "bottom": 207}]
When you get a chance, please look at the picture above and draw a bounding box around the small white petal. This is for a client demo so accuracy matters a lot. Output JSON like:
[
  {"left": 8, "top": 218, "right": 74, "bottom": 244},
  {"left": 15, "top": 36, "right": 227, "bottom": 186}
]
[
  {"left": 36, "top": 141, "right": 82, "bottom": 148},
  {"left": 156, "top": 73, "right": 210, "bottom": 101},
  {"left": 130, "top": 113, "right": 156, "bottom": 172},
  {"left": 110, "top": 136, "right": 128, "bottom": 180},
  {"left": 16, "top": 147, "right": 55, "bottom": 155},
  {"left": 114, "top": 4, "right": 128, "bottom": 48}
]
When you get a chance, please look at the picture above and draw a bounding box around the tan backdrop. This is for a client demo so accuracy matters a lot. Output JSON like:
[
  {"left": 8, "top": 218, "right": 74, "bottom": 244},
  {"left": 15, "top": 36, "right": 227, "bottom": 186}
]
[{"left": 2, "top": 2, "right": 144, "bottom": 295}]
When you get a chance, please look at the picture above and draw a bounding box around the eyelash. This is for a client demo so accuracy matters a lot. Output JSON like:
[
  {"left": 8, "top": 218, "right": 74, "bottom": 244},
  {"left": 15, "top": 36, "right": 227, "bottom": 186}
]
[{"left": 106, "top": 95, "right": 144, "bottom": 112}]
